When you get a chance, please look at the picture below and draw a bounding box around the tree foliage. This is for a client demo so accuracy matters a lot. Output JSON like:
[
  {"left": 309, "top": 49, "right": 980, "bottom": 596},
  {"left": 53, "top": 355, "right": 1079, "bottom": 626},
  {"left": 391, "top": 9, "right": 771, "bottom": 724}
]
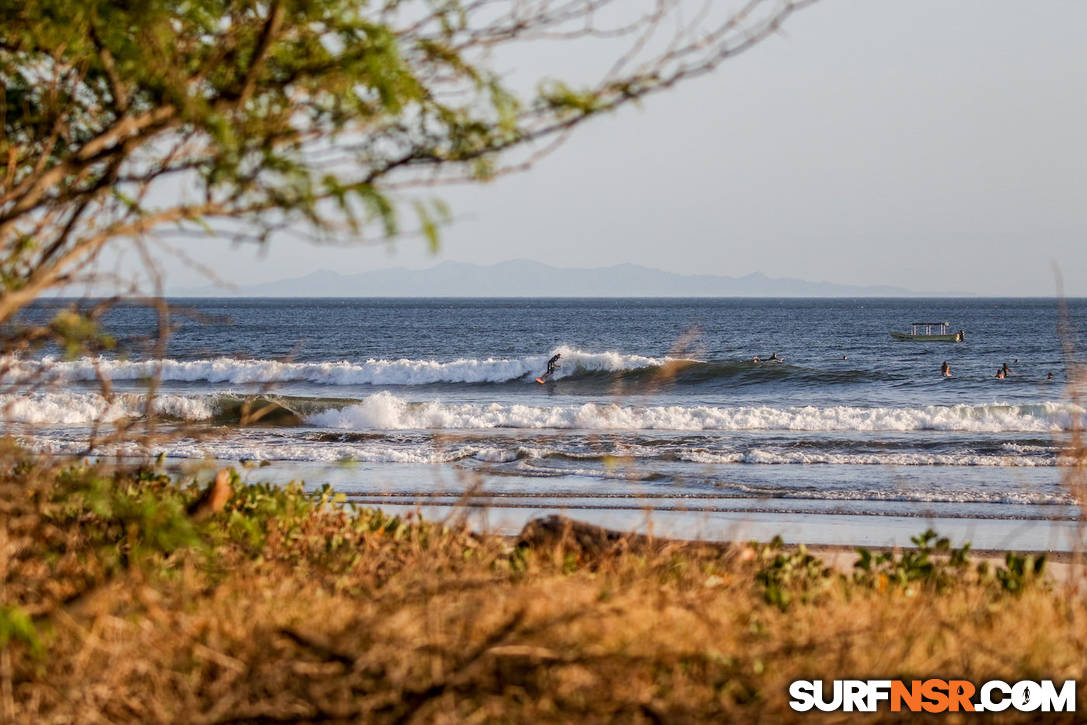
[{"left": 1, "top": 0, "right": 810, "bottom": 319}]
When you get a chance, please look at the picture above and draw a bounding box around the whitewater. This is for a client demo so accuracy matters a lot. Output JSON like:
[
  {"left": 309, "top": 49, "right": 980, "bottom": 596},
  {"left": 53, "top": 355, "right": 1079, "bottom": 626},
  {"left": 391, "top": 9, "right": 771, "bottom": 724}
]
[
  {"left": 1, "top": 348, "right": 671, "bottom": 386},
  {"left": 4, "top": 389, "right": 1083, "bottom": 434},
  {"left": 305, "top": 392, "right": 1085, "bottom": 434}
]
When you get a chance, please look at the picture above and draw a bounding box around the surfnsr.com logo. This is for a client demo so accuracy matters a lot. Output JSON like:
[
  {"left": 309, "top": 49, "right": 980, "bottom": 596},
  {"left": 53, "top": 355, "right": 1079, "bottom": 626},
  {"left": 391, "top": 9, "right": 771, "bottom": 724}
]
[{"left": 789, "top": 680, "right": 1076, "bottom": 713}]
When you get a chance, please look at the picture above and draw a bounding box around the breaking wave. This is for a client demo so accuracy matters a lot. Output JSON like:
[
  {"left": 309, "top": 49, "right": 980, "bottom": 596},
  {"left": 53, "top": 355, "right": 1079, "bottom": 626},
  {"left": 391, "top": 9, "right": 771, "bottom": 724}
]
[
  {"left": 307, "top": 392, "right": 1086, "bottom": 433},
  {"left": 4, "top": 389, "right": 1083, "bottom": 434},
  {"left": 1, "top": 348, "right": 671, "bottom": 386},
  {"left": 0, "top": 392, "right": 216, "bottom": 425},
  {"left": 1, "top": 351, "right": 882, "bottom": 389}
]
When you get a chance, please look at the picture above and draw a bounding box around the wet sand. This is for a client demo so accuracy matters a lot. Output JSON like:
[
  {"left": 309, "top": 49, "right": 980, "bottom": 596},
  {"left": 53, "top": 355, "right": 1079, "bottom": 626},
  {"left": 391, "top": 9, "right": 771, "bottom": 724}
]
[{"left": 176, "top": 459, "right": 1087, "bottom": 555}]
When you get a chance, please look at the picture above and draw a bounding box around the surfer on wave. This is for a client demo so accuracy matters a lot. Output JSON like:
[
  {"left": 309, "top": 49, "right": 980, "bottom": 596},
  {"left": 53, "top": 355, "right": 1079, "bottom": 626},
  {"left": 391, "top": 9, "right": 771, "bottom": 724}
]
[
  {"left": 546, "top": 353, "right": 561, "bottom": 376},
  {"left": 535, "top": 352, "right": 562, "bottom": 384}
]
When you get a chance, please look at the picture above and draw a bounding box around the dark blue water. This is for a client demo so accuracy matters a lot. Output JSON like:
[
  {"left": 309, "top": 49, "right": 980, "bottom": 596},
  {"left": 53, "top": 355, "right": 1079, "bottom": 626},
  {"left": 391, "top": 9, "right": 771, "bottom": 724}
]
[
  {"left": 6, "top": 298, "right": 1086, "bottom": 546},
  {"left": 18, "top": 297, "right": 1085, "bottom": 401}
]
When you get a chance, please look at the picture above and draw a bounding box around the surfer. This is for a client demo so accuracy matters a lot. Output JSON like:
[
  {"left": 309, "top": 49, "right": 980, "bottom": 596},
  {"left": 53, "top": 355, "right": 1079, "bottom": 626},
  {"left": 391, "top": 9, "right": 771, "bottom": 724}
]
[
  {"left": 752, "top": 355, "right": 761, "bottom": 364},
  {"left": 546, "top": 353, "right": 562, "bottom": 376},
  {"left": 768, "top": 352, "right": 780, "bottom": 361},
  {"left": 996, "top": 368, "right": 1006, "bottom": 379},
  {"left": 534, "top": 352, "right": 562, "bottom": 384},
  {"left": 1002, "top": 362, "right": 1013, "bottom": 376},
  {"left": 941, "top": 361, "right": 951, "bottom": 377}
]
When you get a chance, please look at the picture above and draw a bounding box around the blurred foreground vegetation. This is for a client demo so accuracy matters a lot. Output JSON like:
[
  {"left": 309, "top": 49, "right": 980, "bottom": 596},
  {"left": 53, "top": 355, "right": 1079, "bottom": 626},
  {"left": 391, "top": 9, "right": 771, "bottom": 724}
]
[{"left": 1, "top": 447, "right": 1085, "bottom": 723}]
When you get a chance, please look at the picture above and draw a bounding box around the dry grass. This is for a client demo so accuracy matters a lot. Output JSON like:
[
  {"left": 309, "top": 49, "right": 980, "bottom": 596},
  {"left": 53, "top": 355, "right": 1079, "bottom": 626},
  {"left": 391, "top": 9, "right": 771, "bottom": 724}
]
[{"left": 1, "top": 449, "right": 1086, "bottom": 724}]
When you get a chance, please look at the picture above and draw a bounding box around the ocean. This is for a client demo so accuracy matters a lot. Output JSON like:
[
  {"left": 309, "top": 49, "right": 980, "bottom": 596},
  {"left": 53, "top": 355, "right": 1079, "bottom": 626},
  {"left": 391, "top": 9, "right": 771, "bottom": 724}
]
[{"left": 6, "top": 297, "right": 1087, "bottom": 550}]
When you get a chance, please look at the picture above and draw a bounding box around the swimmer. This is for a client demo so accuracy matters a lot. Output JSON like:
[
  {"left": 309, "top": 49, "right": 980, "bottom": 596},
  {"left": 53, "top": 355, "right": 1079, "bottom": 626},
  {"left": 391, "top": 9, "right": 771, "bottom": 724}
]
[
  {"left": 940, "top": 361, "right": 951, "bottom": 377},
  {"left": 1047, "top": 372, "right": 1054, "bottom": 380},
  {"left": 996, "top": 368, "right": 1006, "bottom": 379},
  {"left": 1002, "top": 362, "right": 1014, "bottom": 376},
  {"left": 842, "top": 355, "right": 848, "bottom": 360},
  {"left": 752, "top": 355, "right": 761, "bottom": 364},
  {"left": 769, "top": 352, "right": 780, "bottom": 361}
]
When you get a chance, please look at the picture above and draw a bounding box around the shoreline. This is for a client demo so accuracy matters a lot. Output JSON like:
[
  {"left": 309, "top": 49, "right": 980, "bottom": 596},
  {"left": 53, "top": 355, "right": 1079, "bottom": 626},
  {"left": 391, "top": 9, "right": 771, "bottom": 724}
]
[
  {"left": 166, "top": 458, "right": 1087, "bottom": 553},
  {"left": 507, "top": 515, "right": 1087, "bottom": 584},
  {"left": 306, "top": 498, "right": 1087, "bottom": 554}
]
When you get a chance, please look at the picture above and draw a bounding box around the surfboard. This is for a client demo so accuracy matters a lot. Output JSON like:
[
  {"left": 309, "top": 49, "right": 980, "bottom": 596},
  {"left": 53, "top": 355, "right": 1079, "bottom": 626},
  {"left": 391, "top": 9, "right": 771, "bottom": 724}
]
[{"left": 535, "top": 373, "right": 551, "bottom": 384}]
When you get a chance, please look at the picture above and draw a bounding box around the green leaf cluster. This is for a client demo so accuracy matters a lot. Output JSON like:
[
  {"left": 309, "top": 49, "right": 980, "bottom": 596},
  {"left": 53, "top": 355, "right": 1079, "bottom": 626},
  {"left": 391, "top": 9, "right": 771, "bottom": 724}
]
[
  {"left": 852, "top": 529, "right": 973, "bottom": 592},
  {"left": 749, "top": 529, "right": 1049, "bottom": 610},
  {"left": 0, "top": 0, "right": 575, "bottom": 265}
]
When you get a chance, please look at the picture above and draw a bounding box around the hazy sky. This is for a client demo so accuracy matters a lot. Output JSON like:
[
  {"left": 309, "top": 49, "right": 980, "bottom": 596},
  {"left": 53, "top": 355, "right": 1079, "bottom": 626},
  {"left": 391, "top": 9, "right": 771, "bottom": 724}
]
[{"left": 152, "top": 0, "right": 1087, "bottom": 296}]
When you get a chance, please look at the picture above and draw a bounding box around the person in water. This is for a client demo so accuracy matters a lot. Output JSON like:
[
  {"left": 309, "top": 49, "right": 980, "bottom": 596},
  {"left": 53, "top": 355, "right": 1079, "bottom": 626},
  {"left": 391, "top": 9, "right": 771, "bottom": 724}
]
[
  {"left": 996, "top": 368, "right": 1006, "bottom": 379},
  {"left": 752, "top": 355, "right": 761, "bottom": 364},
  {"left": 769, "top": 352, "right": 780, "bottom": 361},
  {"left": 941, "top": 361, "right": 951, "bottom": 377},
  {"left": 545, "top": 353, "right": 562, "bottom": 376},
  {"left": 1002, "top": 362, "right": 1014, "bottom": 376}
]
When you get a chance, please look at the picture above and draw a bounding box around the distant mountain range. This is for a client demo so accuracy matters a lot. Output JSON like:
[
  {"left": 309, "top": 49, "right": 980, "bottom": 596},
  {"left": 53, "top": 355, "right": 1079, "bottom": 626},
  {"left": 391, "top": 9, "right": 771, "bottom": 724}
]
[{"left": 172, "top": 260, "right": 957, "bottom": 297}]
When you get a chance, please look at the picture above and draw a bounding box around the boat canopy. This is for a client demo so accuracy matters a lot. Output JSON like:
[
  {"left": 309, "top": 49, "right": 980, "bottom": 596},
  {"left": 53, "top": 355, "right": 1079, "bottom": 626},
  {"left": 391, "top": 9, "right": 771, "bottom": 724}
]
[
  {"left": 890, "top": 321, "right": 963, "bottom": 341},
  {"left": 907, "top": 321, "right": 952, "bottom": 336}
]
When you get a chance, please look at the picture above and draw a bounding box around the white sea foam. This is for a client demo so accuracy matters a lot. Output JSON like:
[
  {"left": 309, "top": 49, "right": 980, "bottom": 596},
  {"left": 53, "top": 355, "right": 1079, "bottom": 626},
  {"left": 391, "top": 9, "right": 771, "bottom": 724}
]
[
  {"left": 22, "top": 431, "right": 550, "bottom": 465},
  {"left": 17, "top": 430, "right": 1069, "bottom": 469},
  {"left": 472, "top": 446, "right": 548, "bottom": 463},
  {"left": 734, "top": 449, "right": 1057, "bottom": 467},
  {"left": 1, "top": 347, "right": 669, "bottom": 386},
  {"left": 0, "top": 392, "right": 216, "bottom": 425},
  {"left": 718, "top": 482, "right": 1073, "bottom": 505},
  {"left": 513, "top": 447, "right": 1061, "bottom": 467},
  {"left": 23, "top": 436, "right": 475, "bottom": 464},
  {"left": 307, "top": 392, "right": 1086, "bottom": 433},
  {"left": 5, "top": 388, "right": 1082, "bottom": 435}
]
